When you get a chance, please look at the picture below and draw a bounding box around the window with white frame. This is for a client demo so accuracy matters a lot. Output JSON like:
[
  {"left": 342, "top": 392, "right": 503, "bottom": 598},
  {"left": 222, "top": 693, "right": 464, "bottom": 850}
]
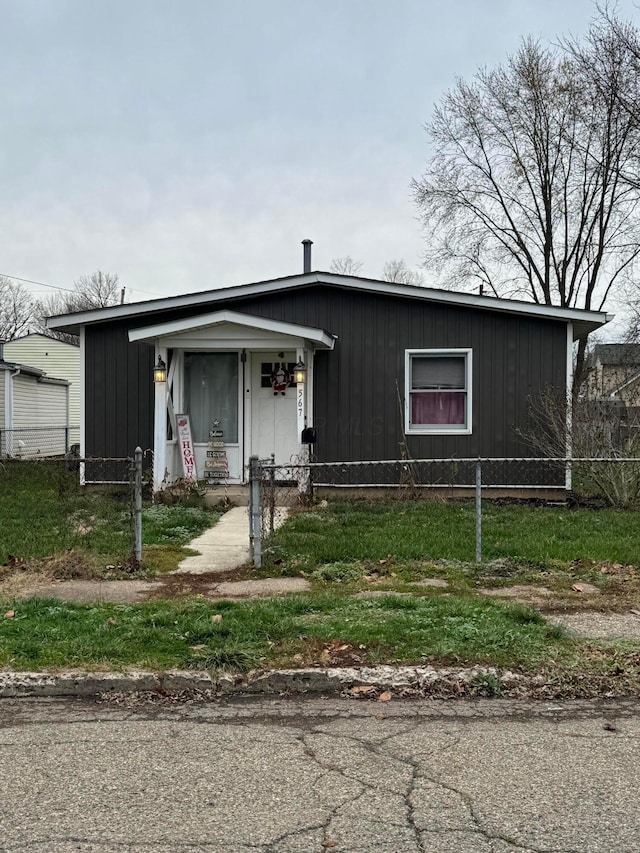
[{"left": 405, "top": 349, "right": 472, "bottom": 433}]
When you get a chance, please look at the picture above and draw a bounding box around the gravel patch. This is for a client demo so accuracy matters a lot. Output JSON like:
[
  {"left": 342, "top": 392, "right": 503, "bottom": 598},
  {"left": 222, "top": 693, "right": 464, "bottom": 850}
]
[
  {"left": 548, "top": 611, "right": 640, "bottom": 641},
  {"left": 209, "top": 577, "right": 311, "bottom": 599},
  {"left": 478, "top": 584, "right": 554, "bottom": 599},
  {"left": 23, "top": 579, "right": 164, "bottom": 604}
]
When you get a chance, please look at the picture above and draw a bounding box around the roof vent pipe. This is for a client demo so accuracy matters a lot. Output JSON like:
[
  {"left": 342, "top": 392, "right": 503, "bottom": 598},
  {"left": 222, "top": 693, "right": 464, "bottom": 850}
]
[{"left": 302, "top": 239, "right": 313, "bottom": 274}]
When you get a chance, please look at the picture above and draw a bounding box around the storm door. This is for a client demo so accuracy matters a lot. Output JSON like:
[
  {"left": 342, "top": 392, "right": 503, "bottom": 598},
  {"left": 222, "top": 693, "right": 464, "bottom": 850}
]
[{"left": 184, "top": 352, "right": 240, "bottom": 481}]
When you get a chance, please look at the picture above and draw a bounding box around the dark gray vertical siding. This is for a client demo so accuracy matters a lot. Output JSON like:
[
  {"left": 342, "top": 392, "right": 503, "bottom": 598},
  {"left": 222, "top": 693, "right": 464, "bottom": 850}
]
[
  {"left": 85, "top": 323, "right": 154, "bottom": 458},
  {"left": 83, "top": 284, "right": 567, "bottom": 465},
  {"left": 228, "top": 286, "right": 567, "bottom": 462}
]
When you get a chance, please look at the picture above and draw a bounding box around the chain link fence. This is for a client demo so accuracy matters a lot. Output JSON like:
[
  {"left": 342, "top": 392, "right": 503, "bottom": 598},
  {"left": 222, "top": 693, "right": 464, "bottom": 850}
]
[
  {"left": 248, "top": 455, "right": 640, "bottom": 567},
  {"left": 0, "top": 450, "right": 144, "bottom": 568},
  {"left": 0, "top": 426, "right": 79, "bottom": 458}
]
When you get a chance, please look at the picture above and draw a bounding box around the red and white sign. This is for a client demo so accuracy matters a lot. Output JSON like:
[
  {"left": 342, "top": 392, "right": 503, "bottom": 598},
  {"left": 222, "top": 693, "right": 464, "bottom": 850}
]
[{"left": 176, "top": 414, "right": 197, "bottom": 481}]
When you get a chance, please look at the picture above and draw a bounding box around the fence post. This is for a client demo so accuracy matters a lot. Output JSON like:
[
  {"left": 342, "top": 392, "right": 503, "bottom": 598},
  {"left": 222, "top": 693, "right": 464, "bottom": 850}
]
[
  {"left": 248, "top": 455, "right": 262, "bottom": 568},
  {"left": 475, "top": 460, "right": 482, "bottom": 564},
  {"left": 134, "top": 446, "right": 143, "bottom": 564},
  {"left": 269, "top": 452, "right": 276, "bottom": 536},
  {"left": 298, "top": 444, "right": 311, "bottom": 498}
]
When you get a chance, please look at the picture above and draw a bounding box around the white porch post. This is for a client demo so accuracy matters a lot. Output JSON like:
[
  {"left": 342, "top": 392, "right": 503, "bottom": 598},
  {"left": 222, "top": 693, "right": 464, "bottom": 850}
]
[
  {"left": 296, "top": 347, "right": 306, "bottom": 450},
  {"left": 79, "top": 327, "right": 86, "bottom": 484},
  {"left": 153, "top": 344, "right": 168, "bottom": 491},
  {"left": 565, "top": 322, "right": 573, "bottom": 491},
  {"left": 4, "top": 369, "right": 13, "bottom": 457},
  {"left": 296, "top": 346, "right": 310, "bottom": 493}
]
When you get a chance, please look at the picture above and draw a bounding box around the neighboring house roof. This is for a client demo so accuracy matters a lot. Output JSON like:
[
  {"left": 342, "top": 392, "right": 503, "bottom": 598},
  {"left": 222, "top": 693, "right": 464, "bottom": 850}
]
[
  {"left": 0, "top": 360, "right": 69, "bottom": 384},
  {"left": 0, "top": 359, "right": 45, "bottom": 378},
  {"left": 8, "top": 332, "right": 79, "bottom": 348},
  {"left": 46, "top": 271, "right": 611, "bottom": 339},
  {"left": 591, "top": 343, "right": 640, "bottom": 367}
]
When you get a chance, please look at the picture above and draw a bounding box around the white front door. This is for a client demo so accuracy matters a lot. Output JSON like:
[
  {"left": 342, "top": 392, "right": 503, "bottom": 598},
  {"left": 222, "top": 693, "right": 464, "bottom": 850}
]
[{"left": 250, "top": 352, "right": 300, "bottom": 464}]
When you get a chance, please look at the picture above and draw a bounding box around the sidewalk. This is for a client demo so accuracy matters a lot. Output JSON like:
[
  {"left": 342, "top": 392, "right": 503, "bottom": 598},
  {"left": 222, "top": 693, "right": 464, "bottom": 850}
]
[
  {"left": 174, "top": 506, "right": 251, "bottom": 574},
  {"left": 6, "top": 505, "right": 309, "bottom": 604}
]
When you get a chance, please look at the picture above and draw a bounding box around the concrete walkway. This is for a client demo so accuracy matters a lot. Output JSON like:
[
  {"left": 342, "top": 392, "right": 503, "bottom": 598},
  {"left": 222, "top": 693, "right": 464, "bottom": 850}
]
[{"left": 174, "top": 506, "right": 251, "bottom": 574}]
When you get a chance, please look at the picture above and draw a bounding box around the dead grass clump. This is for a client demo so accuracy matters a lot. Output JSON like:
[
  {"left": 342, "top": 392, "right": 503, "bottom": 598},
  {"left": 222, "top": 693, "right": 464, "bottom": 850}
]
[
  {"left": 0, "top": 549, "right": 147, "bottom": 598},
  {"left": 31, "top": 549, "right": 105, "bottom": 580}
]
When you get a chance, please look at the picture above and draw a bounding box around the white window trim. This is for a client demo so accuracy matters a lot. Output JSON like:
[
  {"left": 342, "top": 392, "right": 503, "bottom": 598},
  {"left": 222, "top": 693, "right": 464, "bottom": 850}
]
[{"left": 405, "top": 348, "right": 473, "bottom": 435}]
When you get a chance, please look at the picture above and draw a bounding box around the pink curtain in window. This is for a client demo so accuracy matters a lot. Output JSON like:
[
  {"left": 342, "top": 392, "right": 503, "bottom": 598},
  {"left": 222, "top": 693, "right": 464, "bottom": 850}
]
[{"left": 411, "top": 392, "right": 465, "bottom": 426}]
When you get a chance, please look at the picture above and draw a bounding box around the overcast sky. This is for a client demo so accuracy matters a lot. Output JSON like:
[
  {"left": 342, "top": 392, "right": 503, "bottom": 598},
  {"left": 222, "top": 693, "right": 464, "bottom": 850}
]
[{"left": 2, "top": 0, "right": 639, "bottom": 305}]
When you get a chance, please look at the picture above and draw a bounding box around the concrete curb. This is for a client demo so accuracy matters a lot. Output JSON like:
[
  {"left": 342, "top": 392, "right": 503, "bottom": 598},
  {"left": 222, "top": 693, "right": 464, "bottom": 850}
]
[{"left": 0, "top": 665, "right": 535, "bottom": 699}]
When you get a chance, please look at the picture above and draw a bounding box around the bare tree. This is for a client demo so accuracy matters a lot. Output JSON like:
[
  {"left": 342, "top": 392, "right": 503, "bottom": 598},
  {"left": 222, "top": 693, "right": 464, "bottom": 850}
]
[
  {"left": 37, "top": 271, "right": 122, "bottom": 342},
  {"left": 624, "top": 300, "right": 640, "bottom": 342},
  {"left": 73, "top": 270, "right": 121, "bottom": 308},
  {"left": 330, "top": 256, "right": 364, "bottom": 276},
  {"left": 578, "top": 9, "right": 640, "bottom": 342},
  {"left": 412, "top": 13, "right": 640, "bottom": 391},
  {"left": 382, "top": 259, "right": 425, "bottom": 286},
  {"left": 330, "top": 256, "right": 426, "bottom": 285},
  {"left": 0, "top": 277, "right": 35, "bottom": 341},
  {"left": 567, "top": 5, "right": 640, "bottom": 137}
]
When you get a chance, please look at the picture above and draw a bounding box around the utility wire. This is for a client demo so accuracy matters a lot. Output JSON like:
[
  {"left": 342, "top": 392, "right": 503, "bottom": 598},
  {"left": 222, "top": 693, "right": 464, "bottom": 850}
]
[
  {"left": 0, "top": 272, "right": 164, "bottom": 299},
  {"left": 0, "top": 273, "right": 75, "bottom": 293}
]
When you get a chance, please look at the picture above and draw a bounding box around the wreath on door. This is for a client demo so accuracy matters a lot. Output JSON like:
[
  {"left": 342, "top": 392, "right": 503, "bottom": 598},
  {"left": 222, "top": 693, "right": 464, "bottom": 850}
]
[{"left": 270, "top": 364, "right": 291, "bottom": 396}]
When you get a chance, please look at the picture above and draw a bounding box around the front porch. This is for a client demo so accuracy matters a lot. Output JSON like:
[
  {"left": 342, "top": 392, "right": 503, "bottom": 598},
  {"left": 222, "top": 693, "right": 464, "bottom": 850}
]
[
  {"left": 201, "top": 484, "right": 249, "bottom": 505},
  {"left": 128, "top": 310, "right": 335, "bottom": 491}
]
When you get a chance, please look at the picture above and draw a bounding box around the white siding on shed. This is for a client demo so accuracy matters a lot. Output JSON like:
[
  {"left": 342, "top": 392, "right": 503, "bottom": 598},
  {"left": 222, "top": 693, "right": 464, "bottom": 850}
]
[
  {"left": 0, "top": 367, "right": 5, "bottom": 429},
  {"left": 4, "top": 334, "right": 80, "bottom": 444},
  {"left": 9, "top": 374, "right": 69, "bottom": 457}
]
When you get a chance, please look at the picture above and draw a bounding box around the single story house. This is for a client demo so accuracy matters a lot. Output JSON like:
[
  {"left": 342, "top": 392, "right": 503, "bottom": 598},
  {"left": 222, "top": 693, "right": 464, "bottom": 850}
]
[
  {"left": 4, "top": 333, "right": 80, "bottom": 446},
  {"left": 585, "top": 343, "right": 640, "bottom": 406},
  {"left": 0, "top": 343, "right": 70, "bottom": 458},
  {"left": 46, "top": 244, "right": 609, "bottom": 492}
]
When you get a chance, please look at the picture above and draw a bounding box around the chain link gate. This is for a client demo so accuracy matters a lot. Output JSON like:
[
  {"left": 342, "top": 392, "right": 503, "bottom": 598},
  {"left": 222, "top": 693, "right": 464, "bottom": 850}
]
[{"left": 248, "top": 455, "right": 313, "bottom": 567}]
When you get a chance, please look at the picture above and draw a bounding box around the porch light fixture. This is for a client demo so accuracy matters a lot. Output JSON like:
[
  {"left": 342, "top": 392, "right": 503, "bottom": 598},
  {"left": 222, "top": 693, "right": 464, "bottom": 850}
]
[
  {"left": 294, "top": 360, "right": 306, "bottom": 384},
  {"left": 153, "top": 356, "right": 167, "bottom": 383}
]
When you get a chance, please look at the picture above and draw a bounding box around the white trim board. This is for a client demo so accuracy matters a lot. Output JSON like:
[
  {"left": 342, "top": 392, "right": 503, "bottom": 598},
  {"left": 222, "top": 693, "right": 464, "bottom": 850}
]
[
  {"left": 151, "top": 337, "right": 311, "bottom": 351},
  {"left": 79, "top": 327, "right": 86, "bottom": 484},
  {"left": 127, "top": 310, "right": 336, "bottom": 350},
  {"left": 610, "top": 369, "right": 640, "bottom": 396},
  {"left": 47, "top": 272, "right": 611, "bottom": 339},
  {"left": 565, "top": 323, "right": 573, "bottom": 491}
]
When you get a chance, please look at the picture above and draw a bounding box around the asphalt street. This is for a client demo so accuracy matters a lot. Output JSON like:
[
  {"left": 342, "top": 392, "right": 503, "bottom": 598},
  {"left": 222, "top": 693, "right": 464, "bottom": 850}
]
[{"left": 0, "top": 695, "right": 639, "bottom": 852}]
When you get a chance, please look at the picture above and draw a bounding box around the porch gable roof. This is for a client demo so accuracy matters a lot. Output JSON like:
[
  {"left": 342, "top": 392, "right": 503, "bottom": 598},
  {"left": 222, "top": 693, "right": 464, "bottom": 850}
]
[{"left": 127, "top": 309, "right": 336, "bottom": 349}]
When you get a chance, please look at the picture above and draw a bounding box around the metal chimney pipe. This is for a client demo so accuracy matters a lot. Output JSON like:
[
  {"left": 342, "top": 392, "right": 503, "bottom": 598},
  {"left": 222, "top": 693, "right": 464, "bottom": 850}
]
[{"left": 302, "top": 239, "right": 313, "bottom": 274}]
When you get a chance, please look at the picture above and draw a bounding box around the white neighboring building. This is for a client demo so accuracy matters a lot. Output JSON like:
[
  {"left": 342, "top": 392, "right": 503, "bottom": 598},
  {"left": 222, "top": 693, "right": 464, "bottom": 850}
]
[
  {"left": 4, "top": 333, "right": 80, "bottom": 445},
  {"left": 0, "top": 343, "right": 70, "bottom": 457}
]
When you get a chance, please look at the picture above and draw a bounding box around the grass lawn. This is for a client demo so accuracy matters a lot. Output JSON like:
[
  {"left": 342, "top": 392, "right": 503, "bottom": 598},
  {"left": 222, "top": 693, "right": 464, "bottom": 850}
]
[
  {"left": 0, "top": 593, "right": 572, "bottom": 672},
  {"left": 271, "top": 499, "right": 640, "bottom": 567},
  {"left": 0, "top": 461, "right": 219, "bottom": 574},
  {"left": 2, "top": 492, "right": 640, "bottom": 682}
]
